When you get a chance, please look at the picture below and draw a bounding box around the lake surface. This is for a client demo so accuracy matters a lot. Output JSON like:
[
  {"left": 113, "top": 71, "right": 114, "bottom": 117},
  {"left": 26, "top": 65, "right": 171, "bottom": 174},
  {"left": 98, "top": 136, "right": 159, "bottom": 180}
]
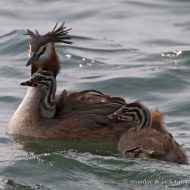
[{"left": 0, "top": 0, "right": 190, "bottom": 189}]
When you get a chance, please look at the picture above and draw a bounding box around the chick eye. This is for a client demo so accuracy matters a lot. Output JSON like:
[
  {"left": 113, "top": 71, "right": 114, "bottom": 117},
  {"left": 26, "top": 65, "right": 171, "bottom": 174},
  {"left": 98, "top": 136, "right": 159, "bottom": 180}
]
[
  {"left": 38, "top": 76, "right": 45, "bottom": 81},
  {"left": 122, "top": 106, "right": 129, "bottom": 111}
]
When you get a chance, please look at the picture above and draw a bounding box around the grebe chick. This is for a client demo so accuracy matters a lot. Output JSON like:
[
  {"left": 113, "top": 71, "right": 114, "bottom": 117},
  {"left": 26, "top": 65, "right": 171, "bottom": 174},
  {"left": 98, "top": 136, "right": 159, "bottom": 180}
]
[
  {"left": 108, "top": 101, "right": 151, "bottom": 131},
  {"left": 109, "top": 102, "right": 189, "bottom": 165}
]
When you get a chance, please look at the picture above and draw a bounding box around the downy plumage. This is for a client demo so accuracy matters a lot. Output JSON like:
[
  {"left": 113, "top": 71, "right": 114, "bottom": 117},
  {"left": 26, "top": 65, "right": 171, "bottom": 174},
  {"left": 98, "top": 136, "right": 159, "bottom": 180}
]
[{"left": 108, "top": 102, "right": 189, "bottom": 165}]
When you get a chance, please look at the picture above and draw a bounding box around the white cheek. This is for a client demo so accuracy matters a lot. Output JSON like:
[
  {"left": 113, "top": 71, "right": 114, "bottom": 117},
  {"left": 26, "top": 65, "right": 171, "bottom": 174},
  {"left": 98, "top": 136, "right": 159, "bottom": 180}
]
[
  {"left": 39, "top": 51, "right": 49, "bottom": 61},
  {"left": 38, "top": 43, "right": 51, "bottom": 61}
]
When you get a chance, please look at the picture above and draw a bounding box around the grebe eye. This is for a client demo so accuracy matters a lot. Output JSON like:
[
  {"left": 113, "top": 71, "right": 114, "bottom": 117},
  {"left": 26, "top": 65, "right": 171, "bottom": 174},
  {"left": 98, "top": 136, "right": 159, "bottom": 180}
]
[{"left": 42, "top": 46, "right": 46, "bottom": 52}]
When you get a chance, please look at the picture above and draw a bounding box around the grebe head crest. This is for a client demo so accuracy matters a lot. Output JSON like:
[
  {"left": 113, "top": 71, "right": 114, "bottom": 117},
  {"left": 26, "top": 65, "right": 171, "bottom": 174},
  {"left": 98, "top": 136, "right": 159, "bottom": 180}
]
[{"left": 26, "top": 23, "right": 72, "bottom": 66}]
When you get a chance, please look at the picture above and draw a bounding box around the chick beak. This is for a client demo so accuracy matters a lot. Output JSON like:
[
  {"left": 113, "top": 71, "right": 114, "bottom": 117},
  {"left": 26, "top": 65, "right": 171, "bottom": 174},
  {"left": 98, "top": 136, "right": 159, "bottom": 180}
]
[
  {"left": 107, "top": 109, "right": 123, "bottom": 120},
  {"left": 20, "top": 80, "right": 37, "bottom": 87},
  {"left": 26, "top": 53, "right": 40, "bottom": 66}
]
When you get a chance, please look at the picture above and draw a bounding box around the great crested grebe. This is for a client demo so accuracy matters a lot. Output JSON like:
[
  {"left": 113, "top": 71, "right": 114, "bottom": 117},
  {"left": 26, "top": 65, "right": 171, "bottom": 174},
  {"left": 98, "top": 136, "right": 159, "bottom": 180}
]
[
  {"left": 108, "top": 102, "right": 189, "bottom": 164},
  {"left": 7, "top": 70, "right": 133, "bottom": 141}
]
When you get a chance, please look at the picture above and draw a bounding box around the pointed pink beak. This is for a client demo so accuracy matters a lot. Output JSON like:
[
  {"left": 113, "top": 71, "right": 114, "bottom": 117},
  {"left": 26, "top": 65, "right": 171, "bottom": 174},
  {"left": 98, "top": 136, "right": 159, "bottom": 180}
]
[
  {"left": 107, "top": 109, "right": 123, "bottom": 120},
  {"left": 20, "top": 80, "right": 37, "bottom": 87}
]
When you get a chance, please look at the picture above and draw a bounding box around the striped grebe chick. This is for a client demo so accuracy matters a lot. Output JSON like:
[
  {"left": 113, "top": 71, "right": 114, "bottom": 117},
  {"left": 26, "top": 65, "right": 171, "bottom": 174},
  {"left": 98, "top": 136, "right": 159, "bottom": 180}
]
[
  {"left": 108, "top": 101, "right": 151, "bottom": 131},
  {"left": 108, "top": 102, "right": 189, "bottom": 165}
]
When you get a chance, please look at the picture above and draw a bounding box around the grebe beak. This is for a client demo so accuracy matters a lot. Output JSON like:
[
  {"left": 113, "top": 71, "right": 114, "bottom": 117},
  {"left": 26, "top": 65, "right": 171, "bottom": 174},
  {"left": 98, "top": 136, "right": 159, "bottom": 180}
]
[{"left": 26, "top": 53, "right": 40, "bottom": 66}]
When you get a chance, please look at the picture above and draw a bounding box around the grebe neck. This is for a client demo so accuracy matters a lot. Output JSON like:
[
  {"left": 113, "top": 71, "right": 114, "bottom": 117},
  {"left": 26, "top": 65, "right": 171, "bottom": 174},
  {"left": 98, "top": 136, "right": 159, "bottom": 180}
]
[{"left": 7, "top": 87, "right": 44, "bottom": 135}]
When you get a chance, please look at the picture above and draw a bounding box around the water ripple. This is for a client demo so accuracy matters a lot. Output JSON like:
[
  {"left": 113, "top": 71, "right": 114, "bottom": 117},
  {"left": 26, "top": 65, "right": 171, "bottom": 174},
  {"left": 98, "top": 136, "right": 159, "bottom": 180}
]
[{"left": 1, "top": 0, "right": 190, "bottom": 190}]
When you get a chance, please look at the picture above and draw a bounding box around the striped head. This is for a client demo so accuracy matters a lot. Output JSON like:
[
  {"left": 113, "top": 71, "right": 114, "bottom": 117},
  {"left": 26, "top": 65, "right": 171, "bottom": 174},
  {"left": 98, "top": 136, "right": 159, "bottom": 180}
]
[
  {"left": 20, "top": 71, "right": 56, "bottom": 118},
  {"left": 20, "top": 70, "right": 56, "bottom": 90},
  {"left": 108, "top": 102, "right": 152, "bottom": 130}
]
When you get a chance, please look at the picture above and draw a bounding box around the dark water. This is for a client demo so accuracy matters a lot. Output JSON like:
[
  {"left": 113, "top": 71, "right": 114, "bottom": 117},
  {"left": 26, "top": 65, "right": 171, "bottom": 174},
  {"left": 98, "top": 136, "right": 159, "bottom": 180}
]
[{"left": 0, "top": 0, "right": 190, "bottom": 189}]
